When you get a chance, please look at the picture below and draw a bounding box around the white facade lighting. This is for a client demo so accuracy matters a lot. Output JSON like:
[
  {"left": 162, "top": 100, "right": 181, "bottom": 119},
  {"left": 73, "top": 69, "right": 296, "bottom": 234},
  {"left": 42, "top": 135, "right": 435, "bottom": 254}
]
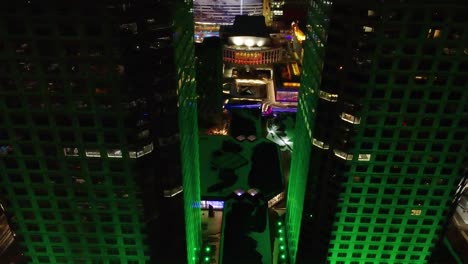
[
  {"left": 319, "top": 90, "right": 338, "bottom": 102},
  {"left": 244, "top": 39, "right": 255, "bottom": 47},
  {"left": 232, "top": 37, "right": 244, "bottom": 46},
  {"left": 333, "top": 150, "right": 371, "bottom": 161}
]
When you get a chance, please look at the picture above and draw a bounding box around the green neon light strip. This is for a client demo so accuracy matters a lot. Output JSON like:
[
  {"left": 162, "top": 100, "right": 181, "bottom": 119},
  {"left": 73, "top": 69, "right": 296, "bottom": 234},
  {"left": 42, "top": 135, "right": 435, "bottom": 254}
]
[
  {"left": 179, "top": 70, "right": 202, "bottom": 263},
  {"left": 286, "top": 105, "right": 312, "bottom": 264},
  {"left": 174, "top": 1, "right": 202, "bottom": 263}
]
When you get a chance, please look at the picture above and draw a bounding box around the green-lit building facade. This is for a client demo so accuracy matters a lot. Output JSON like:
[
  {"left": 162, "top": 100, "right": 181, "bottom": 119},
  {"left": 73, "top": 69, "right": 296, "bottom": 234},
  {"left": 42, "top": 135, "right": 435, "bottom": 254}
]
[
  {"left": 0, "top": 1, "right": 201, "bottom": 263},
  {"left": 289, "top": 0, "right": 468, "bottom": 263}
]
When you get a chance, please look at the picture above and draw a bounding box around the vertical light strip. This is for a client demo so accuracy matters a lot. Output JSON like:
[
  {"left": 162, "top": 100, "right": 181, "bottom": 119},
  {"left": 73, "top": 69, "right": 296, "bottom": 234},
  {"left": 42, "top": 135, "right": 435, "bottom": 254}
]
[
  {"left": 286, "top": 106, "right": 312, "bottom": 264},
  {"left": 286, "top": 1, "right": 330, "bottom": 262},
  {"left": 174, "top": 1, "right": 202, "bottom": 263}
]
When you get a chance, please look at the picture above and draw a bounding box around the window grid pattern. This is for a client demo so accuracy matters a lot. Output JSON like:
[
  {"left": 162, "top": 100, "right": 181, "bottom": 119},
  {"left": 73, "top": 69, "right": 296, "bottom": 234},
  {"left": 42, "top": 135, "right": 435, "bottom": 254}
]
[
  {"left": 323, "top": 2, "right": 468, "bottom": 264},
  {"left": 0, "top": 3, "right": 151, "bottom": 263}
]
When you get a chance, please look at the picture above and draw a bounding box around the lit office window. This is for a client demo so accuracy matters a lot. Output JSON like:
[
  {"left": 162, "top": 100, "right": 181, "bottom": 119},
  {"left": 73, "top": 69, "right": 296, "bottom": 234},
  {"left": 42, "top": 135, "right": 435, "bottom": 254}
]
[
  {"left": 273, "top": 10, "right": 283, "bottom": 15},
  {"left": 268, "top": 192, "right": 285, "bottom": 208},
  {"left": 357, "top": 154, "right": 371, "bottom": 161},
  {"left": 411, "top": 209, "right": 422, "bottom": 216},
  {"left": 414, "top": 75, "right": 428, "bottom": 80},
  {"left": 319, "top": 90, "right": 338, "bottom": 102},
  {"left": 129, "top": 142, "right": 154, "bottom": 158},
  {"left": 107, "top": 149, "right": 122, "bottom": 158},
  {"left": 363, "top": 26, "right": 374, "bottom": 33},
  {"left": 312, "top": 138, "right": 330, "bottom": 149},
  {"left": 333, "top": 150, "right": 371, "bottom": 161},
  {"left": 85, "top": 149, "right": 101, "bottom": 157},
  {"left": 135, "top": 142, "right": 154, "bottom": 158},
  {"left": 340, "top": 113, "right": 361, "bottom": 124},
  {"left": 427, "top": 28, "right": 441, "bottom": 38}
]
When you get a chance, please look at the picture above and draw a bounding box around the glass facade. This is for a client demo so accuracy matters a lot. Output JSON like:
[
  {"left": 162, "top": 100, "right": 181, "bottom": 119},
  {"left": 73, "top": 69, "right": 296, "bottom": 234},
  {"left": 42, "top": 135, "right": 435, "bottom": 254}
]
[{"left": 292, "top": 0, "right": 468, "bottom": 263}]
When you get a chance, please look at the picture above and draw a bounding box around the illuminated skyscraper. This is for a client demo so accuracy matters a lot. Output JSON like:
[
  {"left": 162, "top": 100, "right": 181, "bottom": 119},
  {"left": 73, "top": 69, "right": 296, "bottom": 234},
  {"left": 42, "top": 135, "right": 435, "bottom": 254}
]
[
  {"left": 287, "top": 0, "right": 468, "bottom": 263},
  {"left": 193, "top": 0, "right": 264, "bottom": 42},
  {"left": 193, "top": 0, "right": 263, "bottom": 25},
  {"left": 0, "top": 1, "right": 200, "bottom": 263}
]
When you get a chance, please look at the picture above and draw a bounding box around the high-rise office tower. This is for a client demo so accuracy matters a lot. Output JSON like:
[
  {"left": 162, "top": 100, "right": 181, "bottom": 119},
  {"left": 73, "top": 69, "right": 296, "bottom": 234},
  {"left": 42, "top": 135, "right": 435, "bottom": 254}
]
[
  {"left": 0, "top": 1, "right": 200, "bottom": 263},
  {"left": 193, "top": 0, "right": 264, "bottom": 43},
  {"left": 287, "top": 0, "right": 468, "bottom": 263}
]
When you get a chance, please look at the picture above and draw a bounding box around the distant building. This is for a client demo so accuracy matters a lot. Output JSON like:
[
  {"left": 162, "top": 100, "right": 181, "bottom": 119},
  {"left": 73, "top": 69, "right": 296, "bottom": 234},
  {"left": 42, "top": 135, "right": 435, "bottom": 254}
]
[
  {"left": 223, "top": 16, "right": 282, "bottom": 66},
  {"left": 222, "top": 16, "right": 301, "bottom": 115},
  {"left": 270, "top": 0, "right": 285, "bottom": 20},
  {"left": 273, "top": 63, "right": 300, "bottom": 107},
  {"left": 194, "top": 0, "right": 263, "bottom": 25},
  {"left": 193, "top": 0, "right": 264, "bottom": 43}
]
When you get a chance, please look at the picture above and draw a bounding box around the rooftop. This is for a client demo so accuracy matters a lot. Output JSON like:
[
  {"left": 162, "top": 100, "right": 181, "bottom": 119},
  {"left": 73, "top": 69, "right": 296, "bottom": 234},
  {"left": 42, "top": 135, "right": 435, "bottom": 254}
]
[{"left": 199, "top": 136, "right": 284, "bottom": 201}]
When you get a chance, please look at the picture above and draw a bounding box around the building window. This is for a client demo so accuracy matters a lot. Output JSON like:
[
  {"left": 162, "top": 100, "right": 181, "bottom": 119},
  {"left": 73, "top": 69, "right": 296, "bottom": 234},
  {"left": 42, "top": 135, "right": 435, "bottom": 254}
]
[
  {"left": 363, "top": 26, "right": 374, "bottom": 33},
  {"left": 163, "top": 186, "right": 183, "bottom": 197},
  {"left": 357, "top": 154, "right": 371, "bottom": 161},
  {"left": 340, "top": 113, "right": 361, "bottom": 124},
  {"left": 333, "top": 150, "right": 370, "bottom": 161},
  {"left": 85, "top": 149, "right": 101, "bottom": 157},
  {"left": 334, "top": 149, "right": 353, "bottom": 160},
  {"left": 63, "top": 147, "right": 79, "bottom": 157},
  {"left": 312, "top": 138, "right": 329, "bottom": 149},
  {"left": 318, "top": 90, "right": 338, "bottom": 102},
  {"left": 129, "top": 142, "right": 154, "bottom": 158},
  {"left": 427, "top": 28, "right": 441, "bottom": 39},
  {"left": 107, "top": 149, "right": 122, "bottom": 158},
  {"left": 410, "top": 209, "right": 422, "bottom": 216}
]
